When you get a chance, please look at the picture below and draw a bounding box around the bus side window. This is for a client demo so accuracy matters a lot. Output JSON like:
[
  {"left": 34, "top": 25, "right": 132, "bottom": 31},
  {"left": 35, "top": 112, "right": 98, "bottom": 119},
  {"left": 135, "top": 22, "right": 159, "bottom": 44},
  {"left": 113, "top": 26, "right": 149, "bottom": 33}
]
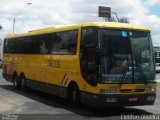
[
  {"left": 31, "top": 34, "right": 51, "bottom": 54},
  {"left": 39, "top": 34, "right": 51, "bottom": 54},
  {"left": 3, "top": 39, "right": 8, "bottom": 53},
  {"left": 15, "top": 37, "right": 22, "bottom": 53},
  {"left": 51, "top": 32, "right": 62, "bottom": 53},
  {"left": 5, "top": 39, "right": 15, "bottom": 53},
  {"left": 80, "top": 27, "right": 98, "bottom": 85},
  {"left": 50, "top": 30, "right": 78, "bottom": 54},
  {"left": 24, "top": 37, "right": 34, "bottom": 53}
]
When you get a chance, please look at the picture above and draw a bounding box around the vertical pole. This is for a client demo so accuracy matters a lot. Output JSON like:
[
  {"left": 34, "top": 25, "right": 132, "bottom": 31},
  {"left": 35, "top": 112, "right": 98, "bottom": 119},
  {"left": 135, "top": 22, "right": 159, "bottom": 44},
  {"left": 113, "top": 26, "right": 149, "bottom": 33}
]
[
  {"left": 12, "top": 2, "right": 32, "bottom": 34},
  {"left": 13, "top": 18, "right": 15, "bottom": 34}
]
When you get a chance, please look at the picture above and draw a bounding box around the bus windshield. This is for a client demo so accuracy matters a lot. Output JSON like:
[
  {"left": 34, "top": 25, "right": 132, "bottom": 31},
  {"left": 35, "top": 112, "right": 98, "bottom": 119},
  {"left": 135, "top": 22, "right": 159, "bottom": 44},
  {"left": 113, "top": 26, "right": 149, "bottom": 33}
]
[{"left": 99, "top": 29, "right": 155, "bottom": 83}]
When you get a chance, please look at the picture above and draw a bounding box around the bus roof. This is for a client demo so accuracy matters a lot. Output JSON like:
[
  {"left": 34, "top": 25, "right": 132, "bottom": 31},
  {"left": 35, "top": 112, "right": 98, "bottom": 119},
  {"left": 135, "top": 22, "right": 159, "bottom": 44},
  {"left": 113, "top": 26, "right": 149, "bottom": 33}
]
[{"left": 5, "top": 22, "right": 150, "bottom": 39}]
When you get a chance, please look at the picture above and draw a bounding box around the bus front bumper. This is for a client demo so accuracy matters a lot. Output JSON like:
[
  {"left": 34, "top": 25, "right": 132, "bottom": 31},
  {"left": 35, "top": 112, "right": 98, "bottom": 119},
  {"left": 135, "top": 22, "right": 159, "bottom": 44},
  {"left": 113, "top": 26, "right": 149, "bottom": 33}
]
[{"left": 81, "top": 92, "right": 156, "bottom": 108}]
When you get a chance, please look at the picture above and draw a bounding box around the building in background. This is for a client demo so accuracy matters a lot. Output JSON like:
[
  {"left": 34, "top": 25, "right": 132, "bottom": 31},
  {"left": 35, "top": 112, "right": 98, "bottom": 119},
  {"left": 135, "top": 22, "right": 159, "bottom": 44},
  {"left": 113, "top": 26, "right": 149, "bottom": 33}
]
[
  {"left": 0, "top": 39, "right": 3, "bottom": 68},
  {"left": 154, "top": 47, "right": 160, "bottom": 73},
  {"left": 154, "top": 47, "right": 160, "bottom": 63},
  {"left": 0, "top": 39, "right": 3, "bottom": 59}
]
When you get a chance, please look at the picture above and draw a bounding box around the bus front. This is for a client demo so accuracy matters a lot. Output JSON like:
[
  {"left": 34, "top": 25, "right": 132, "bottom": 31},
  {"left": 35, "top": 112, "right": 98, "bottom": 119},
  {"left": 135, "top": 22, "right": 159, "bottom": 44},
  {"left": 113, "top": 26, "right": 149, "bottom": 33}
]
[{"left": 80, "top": 23, "right": 157, "bottom": 107}]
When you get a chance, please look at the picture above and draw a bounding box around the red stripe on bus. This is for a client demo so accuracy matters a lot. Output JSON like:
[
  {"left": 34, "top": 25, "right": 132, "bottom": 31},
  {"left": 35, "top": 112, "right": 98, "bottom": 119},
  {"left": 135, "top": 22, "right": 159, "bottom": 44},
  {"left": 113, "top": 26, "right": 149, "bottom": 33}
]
[
  {"left": 61, "top": 73, "right": 66, "bottom": 85},
  {"left": 63, "top": 78, "right": 68, "bottom": 86},
  {"left": 9, "top": 64, "right": 14, "bottom": 74},
  {"left": 62, "top": 75, "right": 68, "bottom": 85}
]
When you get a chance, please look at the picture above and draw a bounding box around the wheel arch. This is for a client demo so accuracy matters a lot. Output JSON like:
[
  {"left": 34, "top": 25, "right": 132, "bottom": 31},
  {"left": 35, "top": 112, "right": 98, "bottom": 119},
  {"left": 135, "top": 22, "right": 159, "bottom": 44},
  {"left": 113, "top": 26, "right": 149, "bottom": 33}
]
[
  {"left": 67, "top": 80, "right": 79, "bottom": 96},
  {"left": 67, "top": 80, "right": 81, "bottom": 107},
  {"left": 19, "top": 72, "right": 25, "bottom": 78}
]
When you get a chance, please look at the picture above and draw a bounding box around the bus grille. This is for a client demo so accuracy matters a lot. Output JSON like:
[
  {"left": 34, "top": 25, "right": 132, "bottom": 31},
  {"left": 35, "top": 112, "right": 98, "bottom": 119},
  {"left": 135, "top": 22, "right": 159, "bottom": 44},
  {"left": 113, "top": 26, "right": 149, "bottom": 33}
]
[{"left": 120, "top": 89, "right": 145, "bottom": 93}]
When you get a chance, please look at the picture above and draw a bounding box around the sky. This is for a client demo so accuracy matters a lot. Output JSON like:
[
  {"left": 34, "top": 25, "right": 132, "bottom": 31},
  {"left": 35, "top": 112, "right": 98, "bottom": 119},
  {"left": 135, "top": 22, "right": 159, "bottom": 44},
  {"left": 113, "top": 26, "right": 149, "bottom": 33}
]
[{"left": 0, "top": 0, "right": 160, "bottom": 46}]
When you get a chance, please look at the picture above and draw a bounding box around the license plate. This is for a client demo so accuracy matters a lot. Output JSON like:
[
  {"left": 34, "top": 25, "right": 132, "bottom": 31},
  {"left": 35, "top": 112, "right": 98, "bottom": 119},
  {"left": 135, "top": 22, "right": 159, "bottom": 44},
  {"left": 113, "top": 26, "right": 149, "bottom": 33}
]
[
  {"left": 128, "top": 97, "right": 138, "bottom": 102},
  {"left": 106, "top": 98, "right": 117, "bottom": 103}
]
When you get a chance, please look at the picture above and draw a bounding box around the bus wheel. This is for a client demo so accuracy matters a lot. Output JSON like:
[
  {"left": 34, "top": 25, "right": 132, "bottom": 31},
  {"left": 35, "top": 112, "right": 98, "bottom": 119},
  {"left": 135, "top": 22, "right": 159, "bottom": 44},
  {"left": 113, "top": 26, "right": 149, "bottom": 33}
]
[
  {"left": 68, "top": 85, "right": 80, "bottom": 108},
  {"left": 13, "top": 74, "right": 19, "bottom": 89},
  {"left": 20, "top": 75, "right": 27, "bottom": 91}
]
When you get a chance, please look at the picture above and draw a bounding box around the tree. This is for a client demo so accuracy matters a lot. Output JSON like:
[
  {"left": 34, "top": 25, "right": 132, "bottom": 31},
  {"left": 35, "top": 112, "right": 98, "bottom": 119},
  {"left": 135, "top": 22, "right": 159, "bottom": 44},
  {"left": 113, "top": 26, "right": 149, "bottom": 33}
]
[
  {"left": 118, "top": 17, "right": 129, "bottom": 23},
  {"left": 105, "top": 17, "right": 129, "bottom": 23}
]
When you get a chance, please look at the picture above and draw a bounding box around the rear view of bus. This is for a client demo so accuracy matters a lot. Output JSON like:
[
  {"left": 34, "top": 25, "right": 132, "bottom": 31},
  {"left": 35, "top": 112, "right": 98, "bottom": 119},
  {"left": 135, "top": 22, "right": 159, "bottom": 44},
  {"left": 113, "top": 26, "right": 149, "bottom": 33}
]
[{"left": 80, "top": 22, "right": 157, "bottom": 107}]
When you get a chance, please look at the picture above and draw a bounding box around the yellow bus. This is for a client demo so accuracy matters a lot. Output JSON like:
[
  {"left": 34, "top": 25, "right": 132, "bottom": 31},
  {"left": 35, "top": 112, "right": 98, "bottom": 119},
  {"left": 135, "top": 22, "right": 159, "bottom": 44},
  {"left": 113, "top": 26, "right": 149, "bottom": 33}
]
[{"left": 3, "top": 22, "right": 157, "bottom": 107}]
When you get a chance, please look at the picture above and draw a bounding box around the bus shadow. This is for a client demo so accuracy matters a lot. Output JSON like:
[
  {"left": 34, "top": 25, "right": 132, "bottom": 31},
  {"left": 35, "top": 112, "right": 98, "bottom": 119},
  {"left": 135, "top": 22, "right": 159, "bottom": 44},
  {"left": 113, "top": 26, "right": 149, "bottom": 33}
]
[{"left": 0, "top": 85, "right": 154, "bottom": 117}]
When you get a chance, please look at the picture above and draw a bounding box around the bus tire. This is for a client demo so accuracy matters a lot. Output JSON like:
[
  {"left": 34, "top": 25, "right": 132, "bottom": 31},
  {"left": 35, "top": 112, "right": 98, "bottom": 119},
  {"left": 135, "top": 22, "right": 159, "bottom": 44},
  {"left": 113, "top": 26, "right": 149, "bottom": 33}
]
[
  {"left": 13, "top": 73, "right": 19, "bottom": 89},
  {"left": 68, "top": 83, "right": 80, "bottom": 108},
  {"left": 20, "top": 74, "right": 27, "bottom": 91}
]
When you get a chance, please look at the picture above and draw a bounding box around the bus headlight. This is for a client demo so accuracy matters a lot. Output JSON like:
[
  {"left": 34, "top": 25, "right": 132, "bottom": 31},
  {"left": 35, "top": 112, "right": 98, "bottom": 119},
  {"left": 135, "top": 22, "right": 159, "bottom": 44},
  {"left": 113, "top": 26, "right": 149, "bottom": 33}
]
[
  {"left": 100, "top": 88, "right": 119, "bottom": 94},
  {"left": 146, "top": 88, "right": 156, "bottom": 93}
]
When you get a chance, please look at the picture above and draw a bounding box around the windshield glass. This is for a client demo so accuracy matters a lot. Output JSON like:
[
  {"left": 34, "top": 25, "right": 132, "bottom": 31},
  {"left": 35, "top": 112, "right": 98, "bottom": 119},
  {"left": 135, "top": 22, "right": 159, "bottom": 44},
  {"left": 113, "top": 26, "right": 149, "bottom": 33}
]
[
  {"left": 99, "top": 29, "right": 155, "bottom": 83},
  {"left": 130, "top": 31, "right": 155, "bottom": 83}
]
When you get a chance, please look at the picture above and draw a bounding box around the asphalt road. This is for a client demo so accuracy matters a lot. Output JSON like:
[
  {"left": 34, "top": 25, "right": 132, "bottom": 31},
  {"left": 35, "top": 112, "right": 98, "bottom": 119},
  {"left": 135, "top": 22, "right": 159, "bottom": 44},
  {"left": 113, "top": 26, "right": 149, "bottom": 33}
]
[{"left": 0, "top": 69, "right": 160, "bottom": 120}]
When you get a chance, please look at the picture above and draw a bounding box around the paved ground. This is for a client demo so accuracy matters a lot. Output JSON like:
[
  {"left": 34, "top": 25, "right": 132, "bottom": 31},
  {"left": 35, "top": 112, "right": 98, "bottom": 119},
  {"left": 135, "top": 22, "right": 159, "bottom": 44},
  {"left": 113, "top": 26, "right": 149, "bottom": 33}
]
[{"left": 0, "top": 69, "right": 160, "bottom": 120}]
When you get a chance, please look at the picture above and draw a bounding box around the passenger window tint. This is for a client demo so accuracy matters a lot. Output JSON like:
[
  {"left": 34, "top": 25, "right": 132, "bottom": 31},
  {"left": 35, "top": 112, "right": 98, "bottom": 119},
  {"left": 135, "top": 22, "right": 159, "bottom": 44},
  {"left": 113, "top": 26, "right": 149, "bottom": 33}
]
[
  {"left": 38, "top": 34, "right": 51, "bottom": 54},
  {"left": 51, "top": 30, "right": 78, "bottom": 54},
  {"left": 24, "top": 37, "right": 33, "bottom": 53},
  {"left": 15, "top": 37, "right": 25, "bottom": 53},
  {"left": 51, "top": 33, "right": 62, "bottom": 53},
  {"left": 3, "top": 39, "right": 8, "bottom": 53},
  {"left": 4, "top": 39, "right": 15, "bottom": 53},
  {"left": 4, "top": 30, "right": 78, "bottom": 55}
]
